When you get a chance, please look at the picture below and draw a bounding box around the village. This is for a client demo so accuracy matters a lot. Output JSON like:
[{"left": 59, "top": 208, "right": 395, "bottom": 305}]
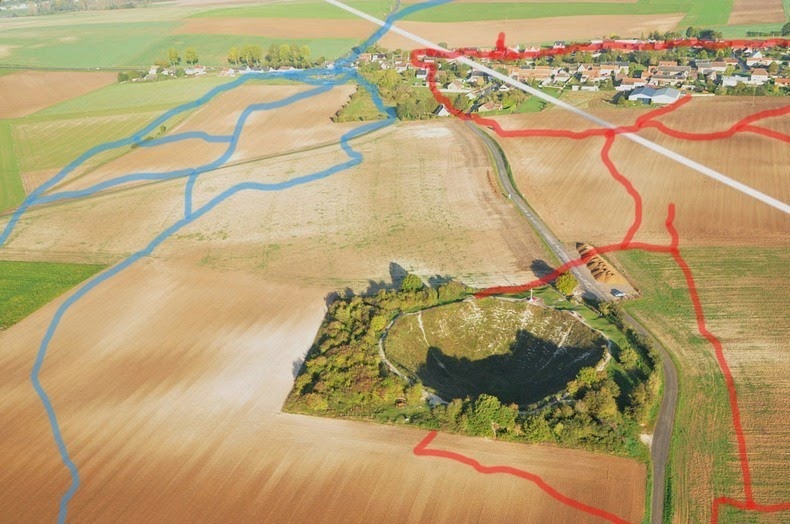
[{"left": 121, "top": 36, "right": 790, "bottom": 118}]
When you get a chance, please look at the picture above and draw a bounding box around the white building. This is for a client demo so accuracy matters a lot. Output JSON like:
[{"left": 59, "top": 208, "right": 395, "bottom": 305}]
[{"left": 628, "top": 86, "right": 681, "bottom": 104}]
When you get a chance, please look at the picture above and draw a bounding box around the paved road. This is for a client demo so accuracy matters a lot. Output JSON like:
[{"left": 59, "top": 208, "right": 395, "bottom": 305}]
[
  {"left": 622, "top": 310, "right": 679, "bottom": 524},
  {"left": 466, "top": 120, "right": 678, "bottom": 524},
  {"left": 465, "top": 121, "right": 608, "bottom": 302}
]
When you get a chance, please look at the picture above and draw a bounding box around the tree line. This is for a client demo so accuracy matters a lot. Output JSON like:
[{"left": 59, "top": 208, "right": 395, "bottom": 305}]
[{"left": 226, "top": 43, "right": 319, "bottom": 69}]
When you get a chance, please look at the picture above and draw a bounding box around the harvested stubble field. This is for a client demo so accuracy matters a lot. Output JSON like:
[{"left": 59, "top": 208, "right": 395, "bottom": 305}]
[
  {"left": 379, "top": 13, "right": 685, "bottom": 49},
  {"left": 495, "top": 97, "right": 790, "bottom": 247},
  {"left": 727, "top": 0, "right": 786, "bottom": 25},
  {"left": 45, "top": 83, "right": 358, "bottom": 195},
  {"left": 0, "top": 116, "right": 647, "bottom": 521},
  {"left": 0, "top": 71, "right": 114, "bottom": 119},
  {"left": 174, "top": 17, "right": 376, "bottom": 39},
  {"left": 613, "top": 247, "right": 790, "bottom": 522}
]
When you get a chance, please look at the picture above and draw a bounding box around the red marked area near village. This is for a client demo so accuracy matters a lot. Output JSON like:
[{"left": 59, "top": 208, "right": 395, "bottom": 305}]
[{"left": 409, "top": 34, "right": 790, "bottom": 523}]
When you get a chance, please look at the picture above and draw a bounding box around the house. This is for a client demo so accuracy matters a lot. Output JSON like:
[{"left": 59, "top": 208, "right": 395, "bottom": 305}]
[
  {"left": 745, "top": 50, "right": 764, "bottom": 67},
  {"left": 148, "top": 65, "right": 159, "bottom": 76},
  {"left": 433, "top": 104, "right": 452, "bottom": 117},
  {"left": 553, "top": 41, "right": 566, "bottom": 49},
  {"left": 628, "top": 86, "right": 681, "bottom": 104},
  {"left": 775, "top": 77, "right": 790, "bottom": 88},
  {"left": 721, "top": 76, "right": 743, "bottom": 87},
  {"left": 444, "top": 80, "right": 466, "bottom": 91},
  {"left": 616, "top": 77, "right": 647, "bottom": 91},
  {"left": 552, "top": 70, "right": 571, "bottom": 84},
  {"left": 750, "top": 68, "right": 769, "bottom": 85},
  {"left": 477, "top": 101, "right": 503, "bottom": 112},
  {"left": 185, "top": 65, "right": 206, "bottom": 76},
  {"left": 392, "top": 60, "right": 410, "bottom": 73},
  {"left": 658, "top": 60, "right": 678, "bottom": 67},
  {"left": 415, "top": 68, "right": 429, "bottom": 80},
  {"left": 468, "top": 70, "right": 488, "bottom": 85},
  {"left": 600, "top": 62, "right": 630, "bottom": 76}
]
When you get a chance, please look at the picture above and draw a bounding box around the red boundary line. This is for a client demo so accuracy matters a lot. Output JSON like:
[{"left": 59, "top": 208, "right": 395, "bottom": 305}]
[{"left": 406, "top": 35, "right": 790, "bottom": 522}]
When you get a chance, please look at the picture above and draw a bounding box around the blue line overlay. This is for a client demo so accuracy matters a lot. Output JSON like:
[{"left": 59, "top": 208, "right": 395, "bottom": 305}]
[{"left": 0, "top": 0, "right": 451, "bottom": 522}]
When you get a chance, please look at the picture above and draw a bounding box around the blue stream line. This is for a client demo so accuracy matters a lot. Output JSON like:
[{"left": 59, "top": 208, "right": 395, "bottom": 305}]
[{"left": 0, "top": 0, "right": 452, "bottom": 522}]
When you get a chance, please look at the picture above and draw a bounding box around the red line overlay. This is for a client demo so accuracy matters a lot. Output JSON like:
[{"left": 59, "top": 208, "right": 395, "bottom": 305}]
[
  {"left": 407, "top": 35, "right": 790, "bottom": 522},
  {"left": 414, "top": 430, "right": 630, "bottom": 524}
]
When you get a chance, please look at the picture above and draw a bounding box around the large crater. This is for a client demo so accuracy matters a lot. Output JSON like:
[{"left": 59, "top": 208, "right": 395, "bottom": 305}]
[{"left": 385, "top": 298, "right": 606, "bottom": 406}]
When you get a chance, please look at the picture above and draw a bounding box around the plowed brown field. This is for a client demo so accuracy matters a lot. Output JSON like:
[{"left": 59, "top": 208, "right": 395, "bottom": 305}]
[
  {"left": 728, "top": 0, "right": 785, "bottom": 25},
  {"left": 496, "top": 97, "right": 790, "bottom": 247},
  {"left": 379, "top": 14, "right": 685, "bottom": 48},
  {"left": 0, "top": 116, "right": 647, "bottom": 521},
  {"left": 0, "top": 71, "right": 114, "bottom": 118}
]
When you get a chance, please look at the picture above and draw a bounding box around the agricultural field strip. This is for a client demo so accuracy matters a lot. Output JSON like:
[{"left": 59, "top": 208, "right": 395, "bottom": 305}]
[
  {"left": 326, "top": 0, "right": 790, "bottom": 216},
  {"left": 0, "top": 1, "right": 460, "bottom": 522}
]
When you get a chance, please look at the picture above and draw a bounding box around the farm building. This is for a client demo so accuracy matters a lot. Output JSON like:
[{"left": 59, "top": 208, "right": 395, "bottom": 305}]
[{"left": 628, "top": 86, "right": 681, "bottom": 104}]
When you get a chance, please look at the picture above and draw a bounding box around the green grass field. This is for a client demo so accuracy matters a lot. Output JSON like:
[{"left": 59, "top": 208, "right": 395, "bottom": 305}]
[
  {"left": 37, "top": 75, "right": 234, "bottom": 118},
  {"left": 0, "top": 21, "right": 359, "bottom": 68},
  {"left": 0, "top": 121, "right": 25, "bottom": 212},
  {"left": 190, "top": 0, "right": 393, "bottom": 19},
  {"left": 0, "top": 22, "right": 179, "bottom": 68},
  {"left": 613, "top": 247, "right": 790, "bottom": 522},
  {"left": 11, "top": 112, "right": 165, "bottom": 174},
  {"left": 399, "top": 0, "right": 744, "bottom": 28},
  {"left": 126, "top": 35, "right": 359, "bottom": 68},
  {"left": 0, "top": 260, "right": 106, "bottom": 330}
]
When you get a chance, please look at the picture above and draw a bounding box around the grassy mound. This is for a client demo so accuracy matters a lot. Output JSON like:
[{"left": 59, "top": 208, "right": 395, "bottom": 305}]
[{"left": 385, "top": 298, "right": 605, "bottom": 405}]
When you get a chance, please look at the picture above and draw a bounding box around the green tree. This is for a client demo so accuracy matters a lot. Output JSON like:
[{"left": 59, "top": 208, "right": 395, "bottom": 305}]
[
  {"left": 278, "top": 43, "right": 291, "bottom": 64},
  {"left": 554, "top": 272, "right": 578, "bottom": 296},
  {"left": 767, "top": 61, "right": 779, "bottom": 74},
  {"left": 782, "top": 22, "right": 790, "bottom": 36},
  {"left": 400, "top": 273, "right": 424, "bottom": 293},
  {"left": 299, "top": 44, "right": 311, "bottom": 65},
  {"left": 523, "top": 414, "right": 553, "bottom": 441},
  {"left": 620, "top": 347, "right": 639, "bottom": 370},
  {"left": 463, "top": 394, "right": 518, "bottom": 438},
  {"left": 167, "top": 47, "right": 180, "bottom": 66},
  {"left": 228, "top": 46, "right": 239, "bottom": 65},
  {"left": 117, "top": 71, "right": 129, "bottom": 83},
  {"left": 185, "top": 47, "right": 198, "bottom": 65}
]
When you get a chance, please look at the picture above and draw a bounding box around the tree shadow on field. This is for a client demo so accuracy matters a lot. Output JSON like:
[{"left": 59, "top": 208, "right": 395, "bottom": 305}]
[
  {"left": 428, "top": 274, "right": 454, "bottom": 288},
  {"left": 530, "top": 259, "right": 555, "bottom": 279},
  {"left": 324, "top": 291, "right": 341, "bottom": 308},
  {"left": 361, "top": 261, "right": 412, "bottom": 296},
  {"left": 292, "top": 358, "right": 305, "bottom": 378},
  {"left": 389, "top": 261, "right": 409, "bottom": 288}
]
